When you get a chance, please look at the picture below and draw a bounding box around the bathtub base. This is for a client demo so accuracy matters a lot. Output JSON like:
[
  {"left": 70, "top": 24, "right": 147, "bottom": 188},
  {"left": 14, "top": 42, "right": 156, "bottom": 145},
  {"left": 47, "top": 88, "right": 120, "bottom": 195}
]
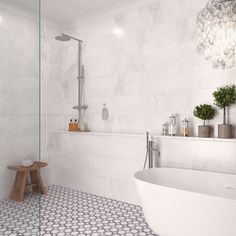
[{"left": 134, "top": 168, "right": 236, "bottom": 236}]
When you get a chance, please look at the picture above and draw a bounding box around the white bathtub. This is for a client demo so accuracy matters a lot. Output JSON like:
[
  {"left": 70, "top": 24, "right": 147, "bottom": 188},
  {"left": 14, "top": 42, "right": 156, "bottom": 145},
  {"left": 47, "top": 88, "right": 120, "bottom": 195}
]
[{"left": 134, "top": 168, "right": 236, "bottom": 236}]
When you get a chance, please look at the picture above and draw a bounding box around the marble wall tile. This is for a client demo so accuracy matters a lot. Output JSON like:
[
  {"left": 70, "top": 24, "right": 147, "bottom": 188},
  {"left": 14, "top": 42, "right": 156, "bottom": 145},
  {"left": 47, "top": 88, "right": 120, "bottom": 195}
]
[
  {"left": 48, "top": 132, "right": 236, "bottom": 205},
  {"left": 43, "top": 0, "right": 236, "bottom": 205},
  {"left": 16, "top": 0, "right": 234, "bottom": 205},
  {"left": 154, "top": 137, "right": 236, "bottom": 175},
  {"left": 48, "top": 133, "right": 145, "bottom": 204},
  {"left": 66, "top": 0, "right": 236, "bottom": 135}
]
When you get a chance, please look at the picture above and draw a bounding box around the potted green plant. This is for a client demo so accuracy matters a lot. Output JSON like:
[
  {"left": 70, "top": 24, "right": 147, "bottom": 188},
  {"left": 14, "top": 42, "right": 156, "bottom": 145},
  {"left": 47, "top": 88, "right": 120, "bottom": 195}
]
[
  {"left": 213, "top": 85, "right": 236, "bottom": 139},
  {"left": 193, "top": 104, "right": 215, "bottom": 137}
]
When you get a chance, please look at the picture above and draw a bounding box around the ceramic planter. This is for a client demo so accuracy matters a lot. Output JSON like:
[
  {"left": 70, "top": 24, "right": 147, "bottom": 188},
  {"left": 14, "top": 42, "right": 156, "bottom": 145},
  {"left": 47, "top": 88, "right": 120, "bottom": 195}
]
[
  {"left": 218, "top": 124, "right": 233, "bottom": 139},
  {"left": 198, "top": 125, "right": 211, "bottom": 138}
]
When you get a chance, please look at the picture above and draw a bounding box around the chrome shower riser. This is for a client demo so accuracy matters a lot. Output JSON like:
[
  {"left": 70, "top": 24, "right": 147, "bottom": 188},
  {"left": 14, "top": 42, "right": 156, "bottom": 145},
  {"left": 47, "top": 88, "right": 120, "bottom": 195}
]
[{"left": 55, "top": 33, "right": 88, "bottom": 122}]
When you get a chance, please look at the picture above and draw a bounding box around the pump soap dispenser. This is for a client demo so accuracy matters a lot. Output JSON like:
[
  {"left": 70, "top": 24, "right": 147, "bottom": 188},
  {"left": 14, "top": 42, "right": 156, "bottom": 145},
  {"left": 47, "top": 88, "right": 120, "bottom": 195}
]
[{"left": 102, "top": 103, "right": 109, "bottom": 121}]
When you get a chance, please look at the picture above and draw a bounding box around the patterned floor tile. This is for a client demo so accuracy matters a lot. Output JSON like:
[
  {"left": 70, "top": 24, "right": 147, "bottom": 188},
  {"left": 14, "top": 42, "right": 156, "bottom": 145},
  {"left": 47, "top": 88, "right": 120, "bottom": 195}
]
[{"left": 0, "top": 185, "right": 157, "bottom": 235}]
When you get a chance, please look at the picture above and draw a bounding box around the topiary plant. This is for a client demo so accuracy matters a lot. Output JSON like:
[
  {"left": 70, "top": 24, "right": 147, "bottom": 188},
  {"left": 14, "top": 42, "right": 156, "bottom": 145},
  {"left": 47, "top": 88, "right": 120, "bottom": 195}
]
[
  {"left": 193, "top": 104, "right": 215, "bottom": 126},
  {"left": 213, "top": 85, "right": 236, "bottom": 124}
]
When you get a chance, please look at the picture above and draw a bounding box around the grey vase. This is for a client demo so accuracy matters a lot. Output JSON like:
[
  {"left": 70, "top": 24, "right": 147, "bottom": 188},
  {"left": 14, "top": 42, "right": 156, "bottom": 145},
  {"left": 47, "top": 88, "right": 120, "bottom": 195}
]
[
  {"left": 218, "top": 124, "right": 233, "bottom": 139},
  {"left": 198, "top": 125, "right": 211, "bottom": 138}
]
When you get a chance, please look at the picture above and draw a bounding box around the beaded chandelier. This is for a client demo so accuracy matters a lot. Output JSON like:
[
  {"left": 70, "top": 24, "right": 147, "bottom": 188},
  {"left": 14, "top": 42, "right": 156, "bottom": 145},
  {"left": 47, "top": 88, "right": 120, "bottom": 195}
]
[{"left": 197, "top": 0, "right": 236, "bottom": 69}]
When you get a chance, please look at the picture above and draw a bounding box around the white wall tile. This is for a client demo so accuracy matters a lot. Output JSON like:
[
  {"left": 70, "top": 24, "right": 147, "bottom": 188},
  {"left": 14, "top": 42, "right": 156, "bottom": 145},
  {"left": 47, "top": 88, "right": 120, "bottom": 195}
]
[{"left": 45, "top": 0, "right": 236, "bottom": 205}]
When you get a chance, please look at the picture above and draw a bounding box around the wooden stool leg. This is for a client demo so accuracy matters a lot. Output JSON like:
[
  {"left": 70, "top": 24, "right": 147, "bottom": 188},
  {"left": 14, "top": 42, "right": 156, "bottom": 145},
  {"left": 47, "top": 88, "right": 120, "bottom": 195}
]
[
  {"left": 10, "top": 171, "right": 26, "bottom": 202},
  {"left": 38, "top": 171, "right": 47, "bottom": 194},
  {"left": 30, "top": 170, "right": 47, "bottom": 194}
]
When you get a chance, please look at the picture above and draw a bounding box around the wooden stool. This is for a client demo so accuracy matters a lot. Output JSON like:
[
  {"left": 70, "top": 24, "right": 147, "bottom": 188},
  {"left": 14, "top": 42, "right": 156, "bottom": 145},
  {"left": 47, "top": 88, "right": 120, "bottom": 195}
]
[{"left": 8, "top": 161, "right": 48, "bottom": 202}]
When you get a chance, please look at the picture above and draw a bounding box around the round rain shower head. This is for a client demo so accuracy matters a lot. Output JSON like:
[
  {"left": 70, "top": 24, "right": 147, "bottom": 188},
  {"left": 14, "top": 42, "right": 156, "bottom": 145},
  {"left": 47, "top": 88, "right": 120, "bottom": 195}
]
[{"left": 55, "top": 34, "right": 71, "bottom": 41}]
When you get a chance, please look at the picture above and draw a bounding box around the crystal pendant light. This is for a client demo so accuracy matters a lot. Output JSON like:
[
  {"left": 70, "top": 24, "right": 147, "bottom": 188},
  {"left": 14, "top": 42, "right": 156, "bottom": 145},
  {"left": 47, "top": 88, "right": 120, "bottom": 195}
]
[{"left": 197, "top": 0, "right": 236, "bottom": 69}]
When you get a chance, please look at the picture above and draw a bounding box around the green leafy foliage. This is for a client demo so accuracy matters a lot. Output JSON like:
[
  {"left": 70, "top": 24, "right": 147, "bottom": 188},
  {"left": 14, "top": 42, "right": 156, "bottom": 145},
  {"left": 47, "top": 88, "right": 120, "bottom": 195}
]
[
  {"left": 193, "top": 104, "right": 215, "bottom": 124},
  {"left": 213, "top": 85, "right": 236, "bottom": 109}
]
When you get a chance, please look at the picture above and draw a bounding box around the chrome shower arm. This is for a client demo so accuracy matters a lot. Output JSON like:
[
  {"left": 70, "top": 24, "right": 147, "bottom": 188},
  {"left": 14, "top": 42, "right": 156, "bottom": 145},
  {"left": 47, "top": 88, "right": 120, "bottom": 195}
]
[{"left": 61, "top": 33, "right": 83, "bottom": 43}]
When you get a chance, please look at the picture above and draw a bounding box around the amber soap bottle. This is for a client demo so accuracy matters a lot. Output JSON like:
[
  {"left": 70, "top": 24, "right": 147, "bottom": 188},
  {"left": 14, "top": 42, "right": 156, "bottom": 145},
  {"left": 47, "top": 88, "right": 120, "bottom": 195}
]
[
  {"left": 75, "top": 119, "right": 80, "bottom": 131},
  {"left": 69, "top": 119, "right": 81, "bottom": 132},
  {"left": 68, "top": 119, "right": 74, "bottom": 131}
]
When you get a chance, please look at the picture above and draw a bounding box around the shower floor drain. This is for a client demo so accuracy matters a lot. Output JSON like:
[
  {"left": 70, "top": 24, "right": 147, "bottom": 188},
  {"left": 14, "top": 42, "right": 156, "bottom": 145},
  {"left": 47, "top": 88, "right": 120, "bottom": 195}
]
[{"left": 0, "top": 185, "right": 157, "bottom": 236}]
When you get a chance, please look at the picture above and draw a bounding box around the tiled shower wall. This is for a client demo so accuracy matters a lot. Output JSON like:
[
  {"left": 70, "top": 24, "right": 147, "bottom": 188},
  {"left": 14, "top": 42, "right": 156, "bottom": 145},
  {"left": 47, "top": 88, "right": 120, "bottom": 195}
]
[
  {"left": 50, "top": 0, "right": 236, "bottom": 136},
  {"left": 46, "top": 0, "right": 236, "bottom": 204},
  {"left": 1, "top": 0, "right": 236, "bottom": 204},
  {"left": 48, "top": 133, "right": 236, "bottom": 204}
]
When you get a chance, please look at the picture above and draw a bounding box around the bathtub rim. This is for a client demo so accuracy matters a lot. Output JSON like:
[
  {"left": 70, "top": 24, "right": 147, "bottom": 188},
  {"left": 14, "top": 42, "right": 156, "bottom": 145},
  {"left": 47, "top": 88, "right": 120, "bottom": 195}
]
[{"left": 134, "top": 167, "right": 236, "bottom": 201}]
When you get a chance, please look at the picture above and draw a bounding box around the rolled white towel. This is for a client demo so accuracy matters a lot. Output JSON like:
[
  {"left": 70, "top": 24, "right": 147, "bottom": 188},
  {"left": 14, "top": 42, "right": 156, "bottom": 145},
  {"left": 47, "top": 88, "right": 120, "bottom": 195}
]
[{"left": 20, "top": 159, "right": 34, "bottom": 167}]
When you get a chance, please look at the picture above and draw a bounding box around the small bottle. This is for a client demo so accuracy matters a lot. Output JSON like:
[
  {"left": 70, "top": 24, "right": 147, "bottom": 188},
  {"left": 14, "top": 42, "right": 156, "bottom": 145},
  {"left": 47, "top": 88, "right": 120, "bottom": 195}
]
[
  {"left": 162, "top": 123, "right": 168, "bottom": 136},
  {"left": 169, "top": 114, "right": 177, "bottom": 136},
  {"left": 80, "top": 122, "right": 87, "bottom": 132},
  {"left": 75, "top": 119, "right": 80, "bottom": 131},
  {"left": 181, "top": 118, "right": 189, "bottom": 137},
  {"left": 102, "top": 103, "right": 109, "bottom": 120},
  {"left": 68, "top": 119, "right": 74, "bottom": 131}
]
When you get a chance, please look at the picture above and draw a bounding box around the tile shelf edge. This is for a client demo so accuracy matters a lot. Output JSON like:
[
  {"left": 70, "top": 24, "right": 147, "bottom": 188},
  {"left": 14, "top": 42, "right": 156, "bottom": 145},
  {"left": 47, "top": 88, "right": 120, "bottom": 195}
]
[
  {"left": 54, "top": 131, "right": 236, "bottom": 142},
  {"left": 153, "top": 135, "right": 236, "bottom": 142},
  {"left": 54, "top": 131, "right": 146, "bottom": 138}
]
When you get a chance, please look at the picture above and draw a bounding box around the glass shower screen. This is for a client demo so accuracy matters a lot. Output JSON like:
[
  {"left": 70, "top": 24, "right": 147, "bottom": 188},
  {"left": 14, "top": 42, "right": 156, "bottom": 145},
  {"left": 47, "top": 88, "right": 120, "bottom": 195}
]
[{"left": 0, "top": 0, "right": 41, "bottom": 235}]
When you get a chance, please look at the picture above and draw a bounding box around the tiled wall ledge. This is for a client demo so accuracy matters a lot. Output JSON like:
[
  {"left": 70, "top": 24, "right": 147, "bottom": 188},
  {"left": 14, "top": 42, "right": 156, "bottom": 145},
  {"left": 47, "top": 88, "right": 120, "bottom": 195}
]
[
  {"left": 54, "top": 131, "right": 236, "bottom": 142},
  {"left": 49, "top": 131, "right": 236, "bottom": 203},
  {"left": 54, "top": 131, "right": 146, "bottom": 138}
]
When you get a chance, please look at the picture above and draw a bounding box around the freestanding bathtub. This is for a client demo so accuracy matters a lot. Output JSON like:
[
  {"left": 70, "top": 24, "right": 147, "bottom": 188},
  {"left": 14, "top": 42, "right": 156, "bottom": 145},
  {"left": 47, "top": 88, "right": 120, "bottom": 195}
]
[{"left": 134, "top": 168, "right": 236, "bottom": 236}]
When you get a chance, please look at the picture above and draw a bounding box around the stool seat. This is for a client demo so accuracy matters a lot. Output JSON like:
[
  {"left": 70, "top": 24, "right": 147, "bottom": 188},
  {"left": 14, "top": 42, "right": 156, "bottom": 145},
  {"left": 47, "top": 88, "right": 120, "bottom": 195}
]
[
  {"left": 8, "top": 161, "right": 48, "bottom": 202},
  {"left": 8, "top": 161, "right": 48, "bottom": 172}
]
